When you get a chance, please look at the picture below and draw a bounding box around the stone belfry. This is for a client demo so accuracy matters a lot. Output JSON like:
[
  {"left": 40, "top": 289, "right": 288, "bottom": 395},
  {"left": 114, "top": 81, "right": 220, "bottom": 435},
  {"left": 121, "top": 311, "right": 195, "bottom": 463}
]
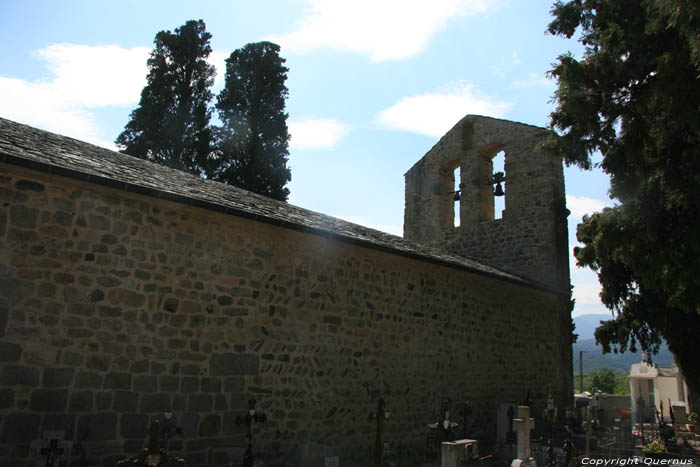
[{"left": 404, "top": 115, "right": 570, "bottom": 290}]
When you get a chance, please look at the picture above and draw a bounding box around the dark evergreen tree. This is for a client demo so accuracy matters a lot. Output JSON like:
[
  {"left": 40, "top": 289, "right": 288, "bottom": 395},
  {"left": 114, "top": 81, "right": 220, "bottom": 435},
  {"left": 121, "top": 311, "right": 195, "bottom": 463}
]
[
  {"left": 544, "top": 1, "right": 700, "bottom": 391},
  {"left": 116, "top": 20, "right": 214, "bottom": 176},
  {"left": 590, "top": 369, "right": 616, "bottom": 395},
  {"left": 213, "top": 41, "right": 291, "bottom": 201}
]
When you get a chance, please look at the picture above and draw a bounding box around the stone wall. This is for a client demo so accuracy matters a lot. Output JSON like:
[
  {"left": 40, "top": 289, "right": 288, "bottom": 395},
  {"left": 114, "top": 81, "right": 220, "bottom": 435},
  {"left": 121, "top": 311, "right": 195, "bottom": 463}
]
[{"left": 0, "top": 163, "right": 570, "bottom": 466}]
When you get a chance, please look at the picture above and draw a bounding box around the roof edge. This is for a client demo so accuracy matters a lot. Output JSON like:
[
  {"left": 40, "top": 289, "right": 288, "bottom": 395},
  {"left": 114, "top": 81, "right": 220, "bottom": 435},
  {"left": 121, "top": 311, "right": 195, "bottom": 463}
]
[{"left": 0, "top": 150, "right": 568, "bottom": 297}]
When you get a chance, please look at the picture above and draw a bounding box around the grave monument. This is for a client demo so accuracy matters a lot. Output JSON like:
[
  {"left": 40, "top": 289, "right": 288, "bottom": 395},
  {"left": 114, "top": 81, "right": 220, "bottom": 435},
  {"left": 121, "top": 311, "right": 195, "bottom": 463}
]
[{"left": 511, "top": 406, "right": 536, "bottom": 467}]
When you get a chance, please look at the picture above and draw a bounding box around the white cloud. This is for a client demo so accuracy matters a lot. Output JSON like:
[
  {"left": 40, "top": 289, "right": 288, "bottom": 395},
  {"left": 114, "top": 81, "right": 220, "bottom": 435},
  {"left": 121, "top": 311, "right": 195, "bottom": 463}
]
[
  {"left": 209, "top": 50, "right": 229, "bottom": 92},
  {"left": 569, "top": 243, "right": 604, "bottom": 306},
  {"left": 268, "top": 0, "right": 500, "bottom": 62},
  {"left": 377, "top": 83, "right": 512, "bottom": 137},
  {"left": 289, "top": 118, "right": 351, "bottom": 150},
  {"left": 35, "top": 43, "right": 150, "bottom": 108},
  {"left": 512, "top": 72, "right": 553, "bottom": 88},
  {"left": 0, "top": 76, "right": 111, "bottom": 147},
  {"left": 0, "top": 43, "right": 233, "bottom": 150},
  {"left": 566, "top": 195, "right": 610, "bottom": 220},
  {"left": 572, "top": 277, "right": 603, "bottom": 305},
  {"left": 0, "top": 43, "right": 150, "bottom": 149}
]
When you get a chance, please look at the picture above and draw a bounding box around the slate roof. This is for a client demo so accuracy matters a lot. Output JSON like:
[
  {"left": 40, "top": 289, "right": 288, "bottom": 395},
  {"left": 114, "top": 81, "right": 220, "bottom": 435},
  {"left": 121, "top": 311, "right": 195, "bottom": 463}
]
[{"left": 0, "top": 116, "right": 554, "bottom": 291}]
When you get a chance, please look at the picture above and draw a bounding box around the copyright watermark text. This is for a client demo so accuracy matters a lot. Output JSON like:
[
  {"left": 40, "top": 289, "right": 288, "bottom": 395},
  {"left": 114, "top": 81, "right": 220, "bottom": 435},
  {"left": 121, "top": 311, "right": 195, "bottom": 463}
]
[{"left": 581, "top": 458, "right": 694, "bottom": 466}]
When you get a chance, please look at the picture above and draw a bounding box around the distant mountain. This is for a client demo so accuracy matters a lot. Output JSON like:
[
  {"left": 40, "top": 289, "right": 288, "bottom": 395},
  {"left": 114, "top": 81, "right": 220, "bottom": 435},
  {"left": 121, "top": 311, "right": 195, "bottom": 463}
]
[
  {"left": 573, "top": 313, "right": 612, "bottom": 340},
  {"left": 573, "top": 338, "right": 674, "bottom": 373},
  {"left": 572, "top": 314, "right": 675, "bottom": 373}
]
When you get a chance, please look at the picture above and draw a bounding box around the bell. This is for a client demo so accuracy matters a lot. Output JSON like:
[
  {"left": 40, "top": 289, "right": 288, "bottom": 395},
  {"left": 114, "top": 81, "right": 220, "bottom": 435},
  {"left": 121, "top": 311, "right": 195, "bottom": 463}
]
[
  {"left": 494, "top": 182, "right": 504, "bottom": 197},
  {"left": 453, "top": 192, "right": 461, "bottom": 202}
]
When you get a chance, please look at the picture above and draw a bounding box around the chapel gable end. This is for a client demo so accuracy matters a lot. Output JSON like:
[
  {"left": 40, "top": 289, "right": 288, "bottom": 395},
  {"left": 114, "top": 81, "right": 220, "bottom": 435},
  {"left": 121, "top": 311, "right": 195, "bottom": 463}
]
[{"left": 403, "top": 114, "right": 570, "bottom": 290}]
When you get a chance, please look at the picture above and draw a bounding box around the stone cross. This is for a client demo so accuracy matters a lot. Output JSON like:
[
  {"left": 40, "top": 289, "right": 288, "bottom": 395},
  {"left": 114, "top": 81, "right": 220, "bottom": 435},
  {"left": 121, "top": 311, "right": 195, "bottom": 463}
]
[
  {"left": 40, "top": 438, "right": 64, "bottom": 467},
  {"left": 511, "top": 406, "right": 536, "bottom": 467}
]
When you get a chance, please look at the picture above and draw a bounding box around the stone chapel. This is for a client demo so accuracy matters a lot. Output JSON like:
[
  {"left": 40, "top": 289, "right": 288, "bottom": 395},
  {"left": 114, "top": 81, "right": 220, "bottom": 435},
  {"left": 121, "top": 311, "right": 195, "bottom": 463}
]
[{"left": 0, "top": 114, "right": 572, "bottom": 466}]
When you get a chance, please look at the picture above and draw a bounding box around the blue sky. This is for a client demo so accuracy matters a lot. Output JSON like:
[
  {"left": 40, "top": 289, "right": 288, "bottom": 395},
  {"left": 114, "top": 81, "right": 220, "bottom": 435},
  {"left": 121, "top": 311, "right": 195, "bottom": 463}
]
[{"left": 0, "top": 0, "right": 614, "bottom": 317}]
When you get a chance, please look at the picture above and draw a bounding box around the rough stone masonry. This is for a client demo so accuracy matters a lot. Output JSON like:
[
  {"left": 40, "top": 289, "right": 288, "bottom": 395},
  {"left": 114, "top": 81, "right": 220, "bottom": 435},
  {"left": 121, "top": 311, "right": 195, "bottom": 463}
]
[{"left": 0, "top": 115, "right": 572, "bottom": 466}]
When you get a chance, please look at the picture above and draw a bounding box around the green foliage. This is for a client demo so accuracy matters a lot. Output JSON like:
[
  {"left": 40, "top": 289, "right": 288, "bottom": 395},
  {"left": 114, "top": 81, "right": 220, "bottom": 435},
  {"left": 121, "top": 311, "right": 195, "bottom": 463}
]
[
  {"left": 590, "top": 368, "right": 616, "bottom": 393},
  {"left": 213, "top": 41, "right": 291, "bottom": 201},
  {"left": 116, "top": 20, "right": 214, "bottom": 176},
  {"left": 576, "top": 368, "right": 629, "bottom": 394},
  {"left": 546, "top": 0, "right": 700, "bottom": 393}
]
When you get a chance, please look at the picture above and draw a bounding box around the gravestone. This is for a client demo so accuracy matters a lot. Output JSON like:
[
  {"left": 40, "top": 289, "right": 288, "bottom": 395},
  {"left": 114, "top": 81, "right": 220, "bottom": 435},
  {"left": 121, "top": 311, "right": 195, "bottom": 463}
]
[
  {"left": 511, "top": 406, "right": 536, "bottom": 467},
  {"left": 441, "top": 438, "right": 478, "bottom": 467}
]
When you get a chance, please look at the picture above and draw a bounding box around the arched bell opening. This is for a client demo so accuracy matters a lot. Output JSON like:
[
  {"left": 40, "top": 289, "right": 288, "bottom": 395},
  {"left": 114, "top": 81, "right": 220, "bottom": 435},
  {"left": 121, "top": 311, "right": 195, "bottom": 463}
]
[
  {"left": 477, "top": 145, "right": 506, "bottom": 222},
  {"left": 439, "top": 158, "right": 461, "bottom": 230}
]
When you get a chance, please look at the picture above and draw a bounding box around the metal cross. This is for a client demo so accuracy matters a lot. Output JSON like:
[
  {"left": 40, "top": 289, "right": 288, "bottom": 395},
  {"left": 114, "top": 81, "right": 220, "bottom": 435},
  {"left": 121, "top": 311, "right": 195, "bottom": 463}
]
[
  {"left": 459, "top": 400, "right": 472, "bottom": 438},
  {"left": 435, "top": 398, "right": 458, "bottom": 442},
  {"left": 235, "top": 396, "right": 267, "bottom": 467},
  {"left": 544, "top": 393, "right": 557, "bottom": 439},
  {"left": 562, "top": 438, "right": 577, "bottom": 467},
  {"left": 40, "top": 438, "right": 64, "bottom": 467},
  {"left": 115, "top": 421, "right": 186, "bottom": 467},
  {"left": 368, "top": 398, "right": 390, "bottom": 466},
  {"left": 160, "top": 411, "right": 182, "bottom": 449}
]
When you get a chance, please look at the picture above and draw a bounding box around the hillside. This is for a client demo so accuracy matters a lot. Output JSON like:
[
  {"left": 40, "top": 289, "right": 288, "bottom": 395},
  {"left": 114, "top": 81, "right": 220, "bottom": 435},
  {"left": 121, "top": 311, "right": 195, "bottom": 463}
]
[
  {"left": 573, "top": 338, "right": 674, "bottom": 373},
  {"left": 572, "top": 314, "right": 675, "bottom": 373}
]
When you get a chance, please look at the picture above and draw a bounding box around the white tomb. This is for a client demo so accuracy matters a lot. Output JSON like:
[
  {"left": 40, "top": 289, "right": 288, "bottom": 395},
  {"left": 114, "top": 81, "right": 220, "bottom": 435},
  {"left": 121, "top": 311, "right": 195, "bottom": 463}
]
[{"left": 441, "top": 439, "right": 478, "bottom": 467}]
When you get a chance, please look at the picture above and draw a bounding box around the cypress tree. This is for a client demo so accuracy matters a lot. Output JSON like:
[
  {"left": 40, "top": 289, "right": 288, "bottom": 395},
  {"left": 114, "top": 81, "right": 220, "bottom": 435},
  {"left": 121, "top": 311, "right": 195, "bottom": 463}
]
[
  {"left": 544, "top": 0, "right": 700, "bottom": 392},
  {"left": 116, "top": 20, "right": 215, "bottom": 176},
  {"left": 213, "top": 41, "right": 291, "bottom": 201}
]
